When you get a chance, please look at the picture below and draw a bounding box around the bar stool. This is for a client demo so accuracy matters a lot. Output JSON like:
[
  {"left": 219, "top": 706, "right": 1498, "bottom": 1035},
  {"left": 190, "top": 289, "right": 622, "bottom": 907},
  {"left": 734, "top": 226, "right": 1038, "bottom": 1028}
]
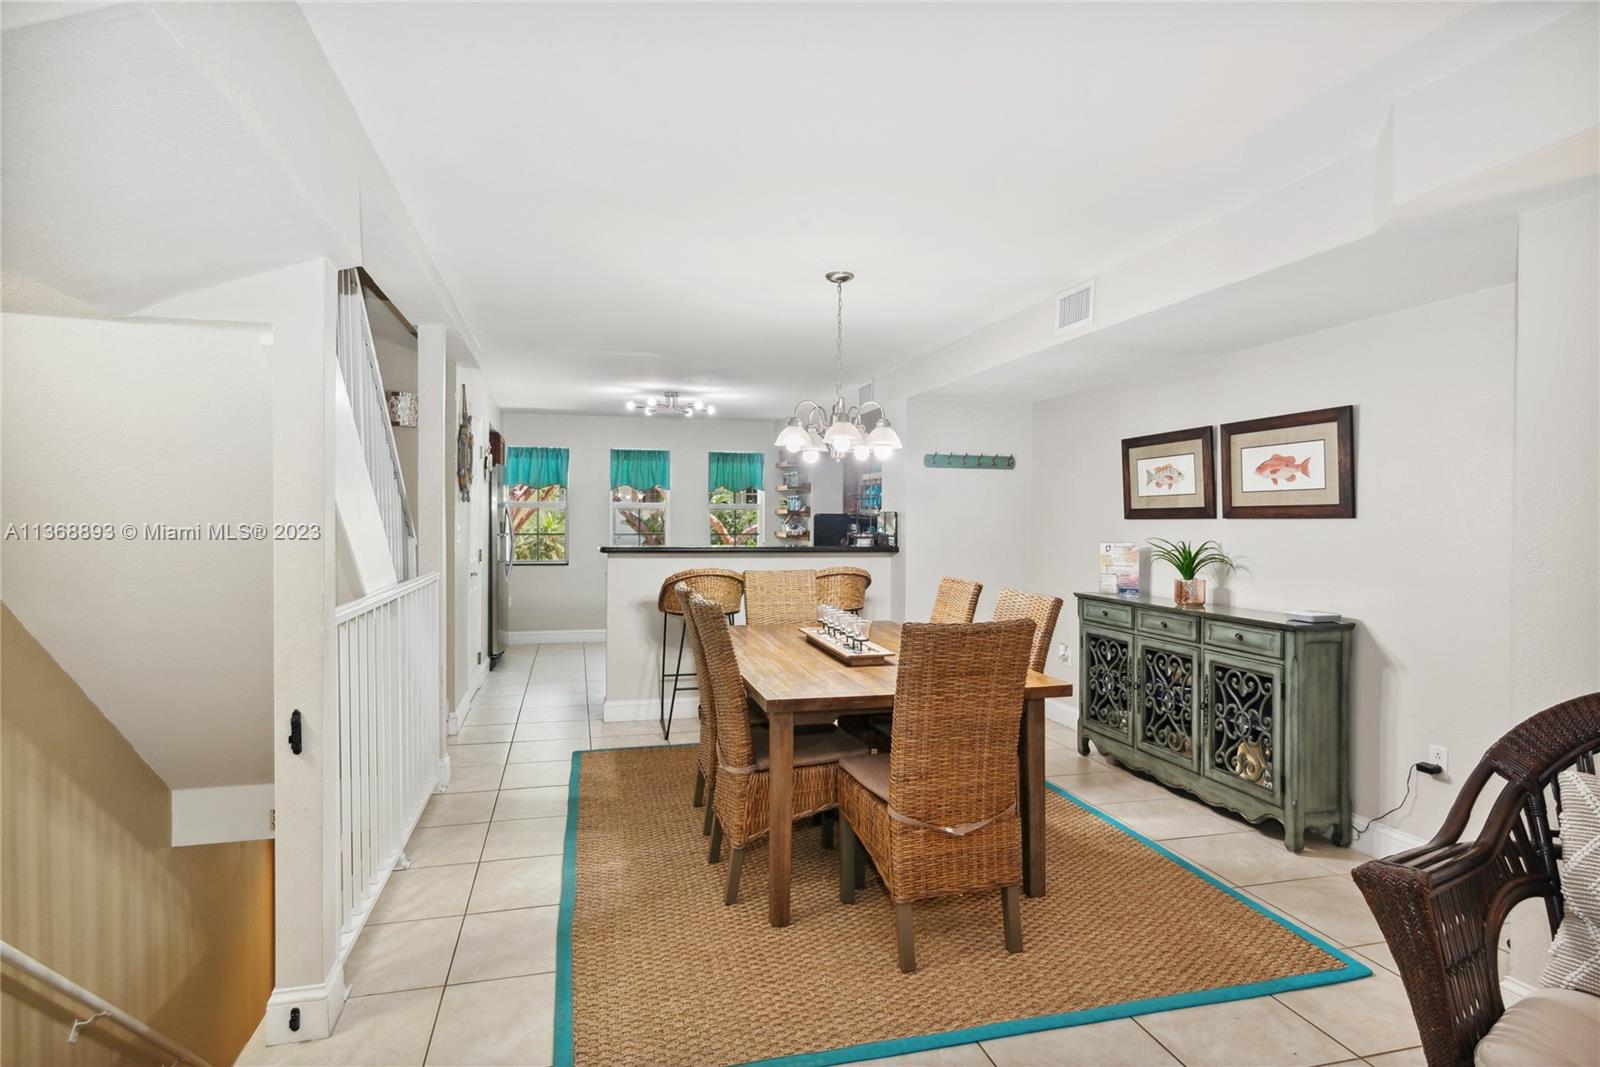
[
  {"left": 657, "top": 568, "right": 744, "bottom": 740},
  {"left": 816, "top": 565, "right": 871, "bottom": 612}
]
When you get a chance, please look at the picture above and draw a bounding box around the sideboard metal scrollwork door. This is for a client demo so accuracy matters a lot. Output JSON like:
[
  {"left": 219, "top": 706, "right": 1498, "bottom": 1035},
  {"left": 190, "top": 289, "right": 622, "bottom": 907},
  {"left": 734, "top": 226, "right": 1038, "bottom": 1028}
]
[
  {"left": 1082, "top": 628, "right": 1133, "bottom": 741},
  {"left": 1135, "top": 637, "right": 1198, "bottom": 771},
  {"left": 1201, "top": 650, "right": 1283, "bottom": 802}
]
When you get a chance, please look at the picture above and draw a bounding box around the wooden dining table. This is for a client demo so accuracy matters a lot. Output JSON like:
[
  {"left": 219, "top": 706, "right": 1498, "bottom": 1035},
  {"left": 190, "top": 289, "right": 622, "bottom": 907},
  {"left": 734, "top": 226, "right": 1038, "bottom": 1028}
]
[{"left": 727, "top": 620, "right": 1073, "bottom": 927}]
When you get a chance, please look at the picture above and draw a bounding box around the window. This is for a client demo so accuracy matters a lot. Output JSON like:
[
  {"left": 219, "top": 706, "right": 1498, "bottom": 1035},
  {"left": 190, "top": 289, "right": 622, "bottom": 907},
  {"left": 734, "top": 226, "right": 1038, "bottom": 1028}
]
[
  {"left": 709, "top": 485, "right": 762, "bottom": 546},
  {"left": 707, "top": 451, "right": 766, "bottom": 547},
  {"left": 510, "top": 483, "right": 566, "bottom": 563},
  {"left": 507, "top": 445, "right": 569, "bottom": 564},
  {"left": 610, "top": 449, "right": 670, "bottom": 546}
]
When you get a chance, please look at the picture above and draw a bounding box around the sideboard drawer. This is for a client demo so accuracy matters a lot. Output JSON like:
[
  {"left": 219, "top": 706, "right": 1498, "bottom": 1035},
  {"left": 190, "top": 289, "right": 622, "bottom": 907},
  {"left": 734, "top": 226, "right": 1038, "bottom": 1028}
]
[
  {"left": 1139, "top": 611, "right": 1198, "bottom": 642},
  {"left": 1082, "top": 601, "right": 1133, "bottom": 629},
  {"left": 1203, "top": 620, "right": 1284, "bottom": 658}
]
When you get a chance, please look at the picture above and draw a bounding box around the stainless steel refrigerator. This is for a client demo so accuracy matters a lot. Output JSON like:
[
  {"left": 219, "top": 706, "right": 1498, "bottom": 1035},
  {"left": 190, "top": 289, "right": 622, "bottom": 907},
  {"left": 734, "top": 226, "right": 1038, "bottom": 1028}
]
[{"left": 488, "top": 431, "right": 511, "bottom": 668}]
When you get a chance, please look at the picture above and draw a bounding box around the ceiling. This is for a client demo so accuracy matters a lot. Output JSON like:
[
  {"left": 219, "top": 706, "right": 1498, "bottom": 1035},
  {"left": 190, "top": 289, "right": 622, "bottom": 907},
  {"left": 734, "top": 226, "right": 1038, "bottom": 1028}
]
[{"left": 300, "top": 2, "right": 1543, "bottom": 417}]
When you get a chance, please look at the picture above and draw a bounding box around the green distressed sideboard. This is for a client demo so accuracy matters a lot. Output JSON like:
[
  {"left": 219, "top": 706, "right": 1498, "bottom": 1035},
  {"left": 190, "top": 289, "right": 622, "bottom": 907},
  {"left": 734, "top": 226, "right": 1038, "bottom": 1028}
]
[{"left": 1074, "top": 592, "right": 1355, "bottom": 851}]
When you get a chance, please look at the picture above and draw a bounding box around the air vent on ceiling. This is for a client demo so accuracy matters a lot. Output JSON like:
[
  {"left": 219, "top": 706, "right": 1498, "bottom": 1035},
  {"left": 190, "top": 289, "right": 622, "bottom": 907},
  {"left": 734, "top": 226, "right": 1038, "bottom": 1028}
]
[{"left": 1055, "top": 280, "right": 1094, "bottom": 334}]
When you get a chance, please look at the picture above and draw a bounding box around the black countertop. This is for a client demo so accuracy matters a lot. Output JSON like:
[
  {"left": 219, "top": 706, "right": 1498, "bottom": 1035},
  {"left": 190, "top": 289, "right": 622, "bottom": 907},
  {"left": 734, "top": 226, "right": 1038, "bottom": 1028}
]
[{"left": 600, "top": 545, "right": 898, "bottom": 555}]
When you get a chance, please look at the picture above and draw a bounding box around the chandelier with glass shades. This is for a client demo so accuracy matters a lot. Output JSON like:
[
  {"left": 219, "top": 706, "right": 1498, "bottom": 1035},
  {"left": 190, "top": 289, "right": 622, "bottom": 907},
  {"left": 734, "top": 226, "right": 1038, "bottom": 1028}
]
[
  {"left": 774, "top": 271, "right": 903, "bottom": 464},
  {"left": 624, "top": 391, "right": 715, "bottom": 417}
]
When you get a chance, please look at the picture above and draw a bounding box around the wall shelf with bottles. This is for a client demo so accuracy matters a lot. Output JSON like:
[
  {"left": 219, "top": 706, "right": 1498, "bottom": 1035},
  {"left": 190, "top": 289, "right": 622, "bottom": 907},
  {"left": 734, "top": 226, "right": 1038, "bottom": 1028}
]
[{"left": 775, "top": 450, "right": 812, "bottom": 544}]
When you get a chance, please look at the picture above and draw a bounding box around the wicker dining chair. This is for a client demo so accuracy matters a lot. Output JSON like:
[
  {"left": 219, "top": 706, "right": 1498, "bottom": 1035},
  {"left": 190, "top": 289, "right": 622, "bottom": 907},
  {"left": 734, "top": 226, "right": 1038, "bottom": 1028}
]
[
  {"left": 836, "top": 618, "right": 1037, "bottom": 972},
  {"left": 656, "top": 569, "right": 744, "bottom": 741},
  {"left": 686, "top": 591, "right": 868, "bottom": 905},
  {"left": 929, "top": 577, "right": 983, "bottom": 624},
  {"left": 1351, "top": 693, "right": 1600, "bottom": 1067},
  {"left": 992, "top": 587, "right": 1065, "bottom": 673},
  {"left": 817, "top": 566, "right": 872, "bottom": 612},
  {"left": 743, "top": 569, "right": 820, "bottom": 626}
]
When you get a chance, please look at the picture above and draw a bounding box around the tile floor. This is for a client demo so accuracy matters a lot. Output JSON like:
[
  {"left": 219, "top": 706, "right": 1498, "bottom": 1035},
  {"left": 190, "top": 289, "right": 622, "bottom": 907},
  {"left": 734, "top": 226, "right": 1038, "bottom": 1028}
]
[{"left": 239, "top": 643, "right": 1427, "bottom": 1067}]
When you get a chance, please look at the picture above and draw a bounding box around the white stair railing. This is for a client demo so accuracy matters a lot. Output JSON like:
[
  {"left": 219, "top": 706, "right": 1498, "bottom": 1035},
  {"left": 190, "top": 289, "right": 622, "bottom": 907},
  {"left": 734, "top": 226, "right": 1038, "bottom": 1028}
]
[
  {"left": 335, "top": 269, "right": 417, "bottom": 580},
  {"left": 333, "top": 573, "right": 441, "bottom": 953}
]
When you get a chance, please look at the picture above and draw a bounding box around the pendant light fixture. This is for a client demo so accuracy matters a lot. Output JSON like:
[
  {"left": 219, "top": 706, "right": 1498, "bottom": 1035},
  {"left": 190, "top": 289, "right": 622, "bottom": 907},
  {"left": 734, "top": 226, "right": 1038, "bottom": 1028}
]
[{"left": 774, "top": 271, "right": 903, "bottom": 464}]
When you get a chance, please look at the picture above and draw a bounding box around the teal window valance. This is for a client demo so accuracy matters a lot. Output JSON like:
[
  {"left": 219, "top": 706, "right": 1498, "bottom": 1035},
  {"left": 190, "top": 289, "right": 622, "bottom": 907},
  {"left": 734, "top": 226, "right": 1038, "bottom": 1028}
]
[
  {"left": 610, "top": 448, "right": 671, "bottom": 491},
  {"left": 708, "top": 451, "right": 765, "bottom": 494},
  {"left": 506, "top": 446, "right": 568, "bottom": 488}
]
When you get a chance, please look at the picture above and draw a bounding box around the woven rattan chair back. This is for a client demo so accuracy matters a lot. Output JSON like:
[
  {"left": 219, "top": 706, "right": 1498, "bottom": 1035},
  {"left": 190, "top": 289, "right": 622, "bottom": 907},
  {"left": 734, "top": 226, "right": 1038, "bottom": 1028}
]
[
  {"left": 888, "top": 619, "right": 1036, "bottom": 831},
  {"left": 742, "top": 569, "right": 819, "bottom": 626},
  {"left": 816, "top": 566, "right": 872, "bottom": 612},
  {"left": 684, "top": 591, "right": 759, "bottom": 772},
  {"left": 991, "top": 588, "right": 1065, "bottom": 673},
  {"left": 657, "top": 568, "right": 744, "bottom": 616},
  {"left": 677, "top": 583, "right": 719, "bottom": 785},
  {"left": 1351, "top": 692, "right": 1600, "bottom": 1067},
  {"left": 929, "top": 577, "right": 982, "bottom": 624}
]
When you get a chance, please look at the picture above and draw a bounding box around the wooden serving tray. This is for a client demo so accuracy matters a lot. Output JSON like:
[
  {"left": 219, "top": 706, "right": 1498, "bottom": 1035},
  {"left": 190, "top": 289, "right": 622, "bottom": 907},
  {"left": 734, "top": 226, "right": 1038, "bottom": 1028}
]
[{"left": 798, "top": 626, "right": 895, "bottom": 667}]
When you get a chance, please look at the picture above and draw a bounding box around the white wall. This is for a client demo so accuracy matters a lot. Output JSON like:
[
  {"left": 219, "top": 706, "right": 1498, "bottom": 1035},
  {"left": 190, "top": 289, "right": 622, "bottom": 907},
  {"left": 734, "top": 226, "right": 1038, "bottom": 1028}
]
[
  {"left": 497, "top": 411, "right": 829, "bottom": 633},
  {"left": 448, "top": 362, "right": 498, "bottom": 715},
  {"left": 1028, "top": 286, "right": 1519, "bottom": 844}
]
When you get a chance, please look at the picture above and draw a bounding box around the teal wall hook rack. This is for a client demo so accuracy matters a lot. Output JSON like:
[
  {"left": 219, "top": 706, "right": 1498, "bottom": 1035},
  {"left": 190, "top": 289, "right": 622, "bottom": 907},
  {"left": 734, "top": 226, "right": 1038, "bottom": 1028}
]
[{"left": 923, "top": 452, "right": 1016, "bottom": 470}]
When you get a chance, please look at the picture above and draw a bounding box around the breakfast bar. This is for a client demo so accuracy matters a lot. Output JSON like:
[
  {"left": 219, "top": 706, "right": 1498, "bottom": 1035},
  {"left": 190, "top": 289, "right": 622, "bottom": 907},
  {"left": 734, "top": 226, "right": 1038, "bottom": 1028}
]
[{"left": 598, "top": 545, "right": 898, "bottom": 722}]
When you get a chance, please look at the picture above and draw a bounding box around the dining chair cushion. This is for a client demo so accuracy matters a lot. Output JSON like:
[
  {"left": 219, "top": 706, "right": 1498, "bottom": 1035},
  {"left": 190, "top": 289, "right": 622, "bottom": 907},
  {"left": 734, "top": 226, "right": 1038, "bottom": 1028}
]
[
  {"left": 838, "top": 752, "right": 891, "bottom": 803},
  {"left": 744, "top": 727, "right": 868, "bottom": 771}
]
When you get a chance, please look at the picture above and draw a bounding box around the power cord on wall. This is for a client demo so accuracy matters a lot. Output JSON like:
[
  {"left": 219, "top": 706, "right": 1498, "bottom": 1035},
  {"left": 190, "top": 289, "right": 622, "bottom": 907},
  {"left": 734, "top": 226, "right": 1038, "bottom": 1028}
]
[{"left": 1351, "top": 760, "right": 1443, "bottom": 842}]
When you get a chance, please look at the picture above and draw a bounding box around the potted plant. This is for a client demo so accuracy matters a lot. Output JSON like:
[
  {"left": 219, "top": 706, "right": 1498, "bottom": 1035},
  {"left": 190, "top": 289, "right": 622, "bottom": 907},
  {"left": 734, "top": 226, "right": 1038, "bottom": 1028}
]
[{"left": 1148, "top": 538, "right": 1235, "bottom": 607}]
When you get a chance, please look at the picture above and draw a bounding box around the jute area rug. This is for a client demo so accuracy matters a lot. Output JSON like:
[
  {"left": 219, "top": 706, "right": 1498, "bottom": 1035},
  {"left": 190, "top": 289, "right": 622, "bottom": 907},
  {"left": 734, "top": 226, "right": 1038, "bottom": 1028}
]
[{"left": 556, "top": 746, "right": 1367, "bottom": 1067}]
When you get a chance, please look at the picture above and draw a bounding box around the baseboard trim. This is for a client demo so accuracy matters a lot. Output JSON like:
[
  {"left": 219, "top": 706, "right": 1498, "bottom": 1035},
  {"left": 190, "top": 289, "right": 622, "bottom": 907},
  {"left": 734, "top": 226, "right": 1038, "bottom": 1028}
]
[
  {"left": 171, "top": 783, "right": 275, "bottom": 846},
  {"left": 1348, "top": 817, "right": 1426, "bottom": 859},
  {"left": 506, "top": 628, "right": 605, "bottom": 645},
  {"left": 448, "top": 689, "right": 471, "bottom": 735},
  {"left": 264, "top": 968, "right": 348, "bottom": 1045},
  {"left": 436, "top": 752, "right": 452, "bottom": 792},
  {"left": 1500, "top": 976, "right": 1537, "bottom": 1005},
  {"left": 602, "top": 698, "right": 659, "bottom": 723}
]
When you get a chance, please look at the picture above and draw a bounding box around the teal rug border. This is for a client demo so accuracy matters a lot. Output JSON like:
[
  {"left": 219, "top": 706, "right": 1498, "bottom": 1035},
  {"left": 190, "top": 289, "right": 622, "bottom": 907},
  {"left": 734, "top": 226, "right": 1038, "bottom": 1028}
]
[{"left": 553, "top": 745, "right": 1372, "bottom": 1067}]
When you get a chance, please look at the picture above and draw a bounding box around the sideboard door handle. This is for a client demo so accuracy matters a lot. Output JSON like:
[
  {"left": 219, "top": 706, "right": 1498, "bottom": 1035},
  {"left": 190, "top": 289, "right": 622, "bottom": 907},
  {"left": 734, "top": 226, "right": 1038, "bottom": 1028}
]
[{"left": 1234, "top": 631, "right": 1245, "bottom": 641}]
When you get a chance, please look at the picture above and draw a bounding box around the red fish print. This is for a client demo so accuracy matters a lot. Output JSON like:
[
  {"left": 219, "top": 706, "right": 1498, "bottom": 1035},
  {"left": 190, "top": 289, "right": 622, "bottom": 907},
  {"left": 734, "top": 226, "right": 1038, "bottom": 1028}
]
[{"left": 1254, "top": 453, "right": 1312, "bottom": 485}]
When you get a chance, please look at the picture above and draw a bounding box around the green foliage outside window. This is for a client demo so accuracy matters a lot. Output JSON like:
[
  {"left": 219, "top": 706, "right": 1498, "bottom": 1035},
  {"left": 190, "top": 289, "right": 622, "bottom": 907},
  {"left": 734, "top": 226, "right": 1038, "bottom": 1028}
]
[
  {"left": 511, "top": 484, "right": 567, "bottom": 562},
  {"left": 709, "top": 485, "right": 760, "bottom": 547}
]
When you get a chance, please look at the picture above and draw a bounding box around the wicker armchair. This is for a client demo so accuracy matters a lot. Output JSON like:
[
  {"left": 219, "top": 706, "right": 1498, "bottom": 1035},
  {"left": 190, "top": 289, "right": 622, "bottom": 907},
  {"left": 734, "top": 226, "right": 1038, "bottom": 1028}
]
[
  {"left": 743, "top": 569, "right": 819, "bottom": 625},
  {"left": 656, "top": 568, "right": 744, "bottom": 740},
  {"left": 930, "top": 577, "right": 982, "bottom": 624},
  {"left": 991, "top": 587, "right": 1064, "bottom": 672},
  {"left": 836, "top": 619, "right": 1037, "bottom": 972},
  {"left": 1351, "top": 693, "right": 1600, "bottom": 1066},
  {"left": 686, "top": 591, "right": 867, "bottom": 905},
  {"left": 817, "top": 566, "right": 872, "bottom": 612}
]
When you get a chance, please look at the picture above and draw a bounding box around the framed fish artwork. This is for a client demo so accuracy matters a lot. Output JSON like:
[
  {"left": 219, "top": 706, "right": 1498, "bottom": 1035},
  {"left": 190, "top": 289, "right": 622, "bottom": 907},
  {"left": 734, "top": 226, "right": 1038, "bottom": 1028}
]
[
  {"left": 1221, "top": 405, "right": 1355, "bottom": 518},
  {"left": 1121, "top": 426, "right": 1216, "bottom": 519}
]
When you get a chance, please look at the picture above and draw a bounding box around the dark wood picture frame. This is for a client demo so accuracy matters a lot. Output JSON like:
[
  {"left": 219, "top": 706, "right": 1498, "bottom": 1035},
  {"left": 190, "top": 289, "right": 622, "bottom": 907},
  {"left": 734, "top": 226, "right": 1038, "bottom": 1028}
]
[
  {"left": 1221, "top": 405, "right": 1355, "bottom": 519},
  {"left": 1121, "top": 425, "right": 1216, "bottom": 519}
]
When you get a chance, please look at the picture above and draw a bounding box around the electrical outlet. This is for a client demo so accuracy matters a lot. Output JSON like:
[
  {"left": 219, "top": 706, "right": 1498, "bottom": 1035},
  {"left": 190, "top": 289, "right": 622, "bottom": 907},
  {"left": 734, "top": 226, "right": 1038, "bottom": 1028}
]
[
  {"left": 1428, "top": 744, "right": 1448, "bottom": 774},
  {"left": 1056, "top": 643, "right": 1070, "bottom": 663}
]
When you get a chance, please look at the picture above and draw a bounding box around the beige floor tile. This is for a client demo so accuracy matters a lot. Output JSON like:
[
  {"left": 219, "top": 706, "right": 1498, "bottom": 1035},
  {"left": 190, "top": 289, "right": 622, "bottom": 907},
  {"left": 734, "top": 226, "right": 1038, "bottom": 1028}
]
[
  {"left": 1049, "top": 770, "right": 1173, "bottom": 806},
  {"left": 369, "top": 864, "right": 477, "bottom": 924},
  {"left": 1137, "top": 996, "right": 1352, "bottom": 1067},
  {"left": 462, "top": 704, "right": 520, "bottom": 725},
  {"left": 523, "top": 683, "right": 590, "bottom": 699},
  {"left": 446, "top": 764, "right": 506, "bottom": 793},
  {"left": 468, "top": 855, "right": 563, "bottom": 912},
  {"left": 475, "top": 681, "right": 528, "bottom": 696},
  {"left": 590, "top": 720, "right": 666, "bottom": 738},
  {"left": 1362, "top": 1048, "right": 1427, "bottom": 1066},
  {"left": 1298, "top": 837, "right": 1370, "bottom": 876},
  {"left": 447, "top": 743, "right": 511, "bottom": 767},
  {"left": 416, "top": 790, "right": 497, "bottom": 828},
  {"left": 1275, "top": 959, "right": 1422, "bottom": 1057},
  {"left": 426, "top": 973, "right": 555, "bottom": 1066},
  {"left": 509, "top": 742, "right": 576, "bottom": 764},
  {"left": 595, "top": 734, "right": 674, "bottom": 749},
  {"left": 494, "top": 786, "right": 568, "bottom": 822},
  {"left": 853, "top": 1045, "right": 994, "bottom": 1067},
  {"left": 1250, "top": 875, "right": 1383, "bottom": 947},
  {"left": 482, "top": 817, "right": 567, "bottom": 861},
  {"left": 345, "top": 915, "right": 462, "bottom": 997},
  {"left": 455, "top": 724, "right": 516, "bottom": 745},
  {"left": 1352, "top": 941, "right": 1398, "bottom": 975},
  {"left": 468, "top": 695, "right": 525, "bottom": 712},
  {"left": 1095, "top": 797, "right": 1252, "bottom": 841},
  {"left": 1163, "top": 830, "right": 1343, "bottom": 887},
  {"left": 515, "top": 705, "right": 591, "bottom": 723},
  {"left": 508, "top": 733, "right": 591, "bottom": 756},
  {"left": 405, "top": 822, "right": 489, "bottom": 868},
  {"left": 1044, "top": 747, "right": 1109, "bottom": 777},
  {"left": 448, "top": 906, "right": 558, "bottom": 984},
  {"left": 983, "top": 1017, "right": 1180, "bottom": 1065},
  {"left": 499, "top": 761, "right": 573, "bottom": 790},
  {"left": 236, "top": 987, "right": 442, "bottom": 1065},
  {"left": 512, "top": 720, "right": 590, "bottom": 740}
]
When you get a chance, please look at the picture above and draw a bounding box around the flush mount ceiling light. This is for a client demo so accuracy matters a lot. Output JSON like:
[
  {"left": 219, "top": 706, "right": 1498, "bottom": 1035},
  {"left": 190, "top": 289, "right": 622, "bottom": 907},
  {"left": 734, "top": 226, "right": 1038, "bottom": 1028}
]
[
  {"left": 774, "top": 271, "right": 903, "bottom": 465},
  {"left": 625, "top": 390, "right": 715, "bottom": 418}
]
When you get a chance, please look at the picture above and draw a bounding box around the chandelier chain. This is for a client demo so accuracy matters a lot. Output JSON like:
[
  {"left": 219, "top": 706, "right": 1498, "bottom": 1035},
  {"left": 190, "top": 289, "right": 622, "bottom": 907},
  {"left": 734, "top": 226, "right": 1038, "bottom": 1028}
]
[{"left": 834, "top": 279, "right": 845, "bottom": 402}]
